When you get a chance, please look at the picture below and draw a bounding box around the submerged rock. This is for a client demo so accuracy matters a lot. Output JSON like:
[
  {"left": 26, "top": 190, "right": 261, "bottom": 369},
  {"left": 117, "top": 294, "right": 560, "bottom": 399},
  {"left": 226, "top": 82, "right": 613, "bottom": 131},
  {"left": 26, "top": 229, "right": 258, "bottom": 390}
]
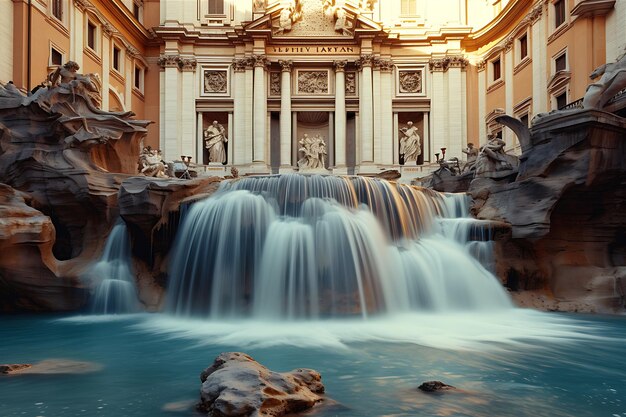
[
  {"left": 418, "top": 381, "right": 456, "bottom": 393},
  {"left": 198, "top": 352, "right": 324, "bottom": 417},
  {"left": 0, "top": 364, "right": 32, "bottom": 374},
  {"left": 0, "top": 359, "right": 102, "bottom": 375}
]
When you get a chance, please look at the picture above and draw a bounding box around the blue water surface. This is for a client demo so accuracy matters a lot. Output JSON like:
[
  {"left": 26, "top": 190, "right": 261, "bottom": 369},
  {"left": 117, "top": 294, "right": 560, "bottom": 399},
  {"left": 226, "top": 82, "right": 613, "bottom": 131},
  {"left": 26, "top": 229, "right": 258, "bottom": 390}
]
[{"left": 0, "top": 313, "right": 625, "bottom": 417}]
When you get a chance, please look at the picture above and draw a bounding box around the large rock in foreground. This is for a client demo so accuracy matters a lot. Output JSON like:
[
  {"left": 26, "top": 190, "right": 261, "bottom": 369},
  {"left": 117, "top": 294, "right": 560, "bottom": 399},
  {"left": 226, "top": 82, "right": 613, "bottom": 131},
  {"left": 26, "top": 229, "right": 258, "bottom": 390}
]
[{"left": 198, "top": 352, "right": 324, "bottom": 417}]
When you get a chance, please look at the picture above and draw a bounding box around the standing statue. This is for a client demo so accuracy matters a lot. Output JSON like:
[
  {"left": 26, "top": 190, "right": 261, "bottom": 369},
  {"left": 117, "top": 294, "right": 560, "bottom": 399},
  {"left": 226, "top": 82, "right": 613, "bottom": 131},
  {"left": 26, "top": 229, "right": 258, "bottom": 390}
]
[
  {"left": 582, "top": 49, "right": 626, "bottom": 110},
  {"left": 461, "top": 142, "right": 478, "bottom": 172},
  {"left": 399, "top": 121, "right": 421, "bottom": 164},
  {"left": 297, "top": 134, "right": 327, "bottom": 170},
  {"left": 323, "top": 0, "right": 352, "bottom": 35},
  {"left": 204, "top": 121, "right": 228, "bottom": 164}
]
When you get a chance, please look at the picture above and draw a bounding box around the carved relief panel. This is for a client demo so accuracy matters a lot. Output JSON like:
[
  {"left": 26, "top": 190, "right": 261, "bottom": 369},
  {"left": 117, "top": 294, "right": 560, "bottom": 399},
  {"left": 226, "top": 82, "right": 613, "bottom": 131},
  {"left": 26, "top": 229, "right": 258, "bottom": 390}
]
[
  {"left": 345, "top": 71, "right": 356, "bottom": 95},
  {"left": 201, "top": 67, "right": 229, "bottom": 96},
  {"left": 296, "top": 70, "right": 330, "bottom": 95},
  {"left": 270, "top": 72, "right": 281, "bottom": 96},
  {"left": 395, "top": 67, "right": 426, "bottom": 96}
]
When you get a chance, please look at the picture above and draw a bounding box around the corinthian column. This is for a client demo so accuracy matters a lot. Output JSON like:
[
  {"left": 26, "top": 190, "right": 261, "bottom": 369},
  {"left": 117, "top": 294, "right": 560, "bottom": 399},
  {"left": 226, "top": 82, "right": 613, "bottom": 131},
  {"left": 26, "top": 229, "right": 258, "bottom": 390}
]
[
  {"left": 357, "top": 55, "right": 374, "bottom": 164},
  {"left": 377, "top": 59, "right": 394, "bottom": 165},
  {"left": 334, "top": 60, "right": 347, "bottom": 169},
  {"left": 253, "top": 54, "right": 269, "bottom": 165},
  {"left": 232, "top": 58, "right": 248, "bottom": 165},
  {"left": 279, "top": 60, "right": 293, "bottom": 170}
]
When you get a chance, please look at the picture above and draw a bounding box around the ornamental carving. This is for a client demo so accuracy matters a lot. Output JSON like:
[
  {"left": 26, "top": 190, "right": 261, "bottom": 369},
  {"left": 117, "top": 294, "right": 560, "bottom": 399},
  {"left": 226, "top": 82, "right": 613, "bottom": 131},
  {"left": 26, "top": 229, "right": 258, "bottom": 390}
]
[
  {"left": 334, "top": 60, "right": 347, "bottom": 72},
  {"left": 158, "top": 55, "right": 180, "bottom": 69},
  {"left": 270, "top": 72, "right": 281, "bottom": 95},
  {"left": 232, "top": 58, "right": 249, "bottom": 72},
  {"left": 355, "top": 54, "right": 374, "bottom": 69},
  {"left": 398, "top": 71, "right": 422, "bottom": 93},
  {"left": 374, "top": 58, "right": 394, "bottom": 72},
  {"left": 359, "top": 0, "right": 377, "bottom": 10},
  {"left": 297, "top": 71, "right": 329, "bottom": 94},
  {"left": 428, "top": 56, "right": 469, "bottom": 72},
  {"left": 279, "top": 60, "right": 293, "bottom": 72},
  {"left": 252, "top": 54, "right": 269, "bottom": 68},
  {"left": 345, "top": 72, "right": 356, "bottom": 94},
  {"left": 476, "top": 60, "right": 487, "bottom": 72},
  {"left": 180, "top": 58, "right": 197, "bottom": 71},
  {"left": 203, "top": 70, "right": 228, "bottom": 93}
]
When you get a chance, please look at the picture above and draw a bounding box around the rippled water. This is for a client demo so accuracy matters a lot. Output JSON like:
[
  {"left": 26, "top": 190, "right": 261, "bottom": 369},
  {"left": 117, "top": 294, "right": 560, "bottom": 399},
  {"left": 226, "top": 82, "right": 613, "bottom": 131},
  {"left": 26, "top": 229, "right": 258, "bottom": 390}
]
[{"left": 1, "top": 313, "right": 625, "bottom": 417}]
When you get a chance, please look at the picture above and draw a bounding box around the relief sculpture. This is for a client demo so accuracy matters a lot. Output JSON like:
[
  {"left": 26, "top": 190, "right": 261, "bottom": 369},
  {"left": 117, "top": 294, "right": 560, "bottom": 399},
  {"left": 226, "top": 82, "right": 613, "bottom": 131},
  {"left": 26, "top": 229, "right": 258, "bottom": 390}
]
[
  {"left": 204, "top": 70, "right": 228, "bottom": 93},
  {"left": 399, "top": 71, "right": 422, "bottom": 93},
  {"left": 298, "top": 71, "right": 329, "bottom": 94}
]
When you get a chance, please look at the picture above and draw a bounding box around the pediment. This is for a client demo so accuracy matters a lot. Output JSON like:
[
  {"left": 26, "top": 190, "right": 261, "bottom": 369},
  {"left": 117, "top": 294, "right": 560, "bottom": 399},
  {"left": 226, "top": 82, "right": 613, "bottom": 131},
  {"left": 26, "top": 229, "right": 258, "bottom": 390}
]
[{"left": 243, "top": 0, "right": 385, "bottom": 40}]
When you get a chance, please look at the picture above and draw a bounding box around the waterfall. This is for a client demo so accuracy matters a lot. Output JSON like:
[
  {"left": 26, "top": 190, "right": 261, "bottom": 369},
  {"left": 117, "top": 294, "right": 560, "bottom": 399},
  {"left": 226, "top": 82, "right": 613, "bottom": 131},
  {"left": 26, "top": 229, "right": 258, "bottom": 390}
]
[
  {"left": 90, "top": 221, "right": 140, "bottom": 314},
  {"left": 166, "top": 174, "right": 511, "bottom": 319}
]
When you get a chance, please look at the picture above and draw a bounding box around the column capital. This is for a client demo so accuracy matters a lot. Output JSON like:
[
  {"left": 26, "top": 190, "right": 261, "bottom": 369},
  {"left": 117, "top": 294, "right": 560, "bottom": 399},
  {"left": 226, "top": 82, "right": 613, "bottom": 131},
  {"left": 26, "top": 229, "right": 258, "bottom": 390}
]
[
  {"left": 279, "top": 60, "right": 293, "bottom": 72},
  {"left": 158, "top": 54, "right": 181, "bottom": 70},
  {"left": 355, "top": 54, "right": 374, "bottom": 70},
  {"left": 476, "top": 60, "right": 486, "bottom": 72},
  {"left": 374, "top": 58, "right": 394, "bottom": 72},
  {"left": 180, "top": 57, "right": 197, "bottom": 72},
  {"left": 428, "top": 55, "right": 468, "bottom": 72},
  {"left": 232, "top": 58, "right": 250, "bottom": 72},
  {"left": 333, "top": 60, "right": 348, "bottom": 72},
  {"left": 252, "top": 54, "right": 269, "bottom": 69}
]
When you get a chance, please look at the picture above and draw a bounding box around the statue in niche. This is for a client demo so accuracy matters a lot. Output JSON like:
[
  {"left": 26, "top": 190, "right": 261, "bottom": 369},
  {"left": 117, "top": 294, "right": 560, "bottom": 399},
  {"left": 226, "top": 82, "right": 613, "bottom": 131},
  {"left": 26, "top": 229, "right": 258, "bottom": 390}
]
[
  {"left": 582, "top": 49, "right": 626, "bottom": 110},
  {"left": 474, "top": 134, "right": 518, "bottom": 177},
  {"left": 461, "top": 142, "right": 478, "bottom": 173},
  {"left": 204, "top": 121, "right": 228, "bottom": 164},
  {"left": 399, "top": 121, "right": 421, "bottom": 164},
  {"left": 139, "top": 146, "right": 167, "bottom": 178},
  {"left": 276, "top": 0, "right": 302, "bottom": 34},
  {"left": 297, "top": 134, "right": 327, "bottom": 170}
]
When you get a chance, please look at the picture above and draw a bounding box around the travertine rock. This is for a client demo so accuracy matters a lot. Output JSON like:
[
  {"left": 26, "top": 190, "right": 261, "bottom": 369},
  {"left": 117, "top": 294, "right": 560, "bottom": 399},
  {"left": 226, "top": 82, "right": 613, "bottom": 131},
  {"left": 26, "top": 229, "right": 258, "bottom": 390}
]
[
  {"left": 472, "top": 110, "right": 626, "bottom": 312},
  {"left": 198, "top": 352, "right": 324, "bottom": 417}
]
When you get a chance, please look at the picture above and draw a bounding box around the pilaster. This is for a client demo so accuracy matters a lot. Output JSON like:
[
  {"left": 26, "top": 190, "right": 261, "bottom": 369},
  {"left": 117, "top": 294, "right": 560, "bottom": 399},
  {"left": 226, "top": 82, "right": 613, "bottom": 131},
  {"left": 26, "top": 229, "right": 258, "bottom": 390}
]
[
  {"left": 334, "top": 60, "right": 347, "bottom": 168},
  {"left": 158, "top": 54, "right": 182, "bottom": 161},
  {"left": 377, "top": 59, "right": 394, "bottom": 165},
  {"left": 232, "top": 58, "right": 248, "bottom": 165},
  {"left": 356, "top": 54, "right": 374, "bottom": 164},
  {"left": 252, "top": 54, "right": 269, "bottom": 166},
  {"left": 279, "top": 60, "right": 293, "bottom": 171},
  {"left": 181, "top": 57, "right": 197, "bottom": 158}
]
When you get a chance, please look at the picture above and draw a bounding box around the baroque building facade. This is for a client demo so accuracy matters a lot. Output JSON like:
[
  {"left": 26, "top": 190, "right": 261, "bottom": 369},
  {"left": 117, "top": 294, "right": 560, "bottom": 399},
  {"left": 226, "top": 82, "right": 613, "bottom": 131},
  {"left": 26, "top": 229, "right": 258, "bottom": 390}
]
[{"left": 3, "top": 0, "right": 625, "bottom": 176}]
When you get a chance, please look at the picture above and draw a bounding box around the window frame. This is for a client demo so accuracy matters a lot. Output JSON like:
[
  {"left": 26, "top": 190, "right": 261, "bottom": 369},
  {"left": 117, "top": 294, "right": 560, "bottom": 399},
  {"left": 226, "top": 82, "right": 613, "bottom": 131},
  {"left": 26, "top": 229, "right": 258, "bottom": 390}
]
[
  {"left": 50, "top": 45, "right": 64, "bottom": 67},
  {"left": 133, "top": 63, "right": 145, "bottom": 94},
  {"left": 111, "top": 43, "right": 124, "bottom": 75},
  {"left": 51, "top": 0, "right": 63, "bottom": 22},
  {"left": 86, "top": 19, "right": 99, "bottom": 53},
  {"left": 207, "top": 0, "right": 225, "bottom": 15},
  {"left": 491, "top": 57, "right": 502, "bottom": 82},
  {"left": 400, "top": 0, "right": 418, "bottom": 16},
  {"left": 554, "top": 0, "right": 566, "bottom": 29},
  {"left": 553, "top": 49, "right": 568, "bottom": 74}
]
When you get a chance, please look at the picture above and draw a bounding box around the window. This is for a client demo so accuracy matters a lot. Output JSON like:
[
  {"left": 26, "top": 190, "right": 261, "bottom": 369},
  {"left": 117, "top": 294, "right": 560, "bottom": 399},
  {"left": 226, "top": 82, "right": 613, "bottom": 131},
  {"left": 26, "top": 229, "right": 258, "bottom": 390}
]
[
  {"left": 520, "top": 114, "right": 529, "bottom": 127},
  {"left": 133, "top": 3, "right": 140, "bottom": 19},
  {"left": 519, "top": 34, "right": 528, "bottom": 60},
  {"left": 208, "top": 0, "right": 224, "bottom": 14},
  {"left": 51, "top": 47, "right": 63, "bottom": 66},
  {"left": 556, "top": 92, "right": 567, "bottom": 109},
  {"left": 401, "top": 0, "right": 417, "bottom": 15},
  {"left": 492, "top": 58, "right": 501, "bottom": 81},
  {"left": 555, "top": 53, "right": 567, "bottom": 72},
  {"left": 113, "top": 46, "right": 122, "bottom": 72},
  {"left": 87, "top": 21, "right": 97, "bottom": 51},
  {"left": 52, "top": 0, "right": 63, "bottom": 21},
  {"left": 554, "top": 0, "right": 565, "bottom": 28},
  {"left": 134, "top": 65, "right": 144, "bottom": 92},
  {"left": 133, "top": 1, "right": 143, "bottom": 22}
]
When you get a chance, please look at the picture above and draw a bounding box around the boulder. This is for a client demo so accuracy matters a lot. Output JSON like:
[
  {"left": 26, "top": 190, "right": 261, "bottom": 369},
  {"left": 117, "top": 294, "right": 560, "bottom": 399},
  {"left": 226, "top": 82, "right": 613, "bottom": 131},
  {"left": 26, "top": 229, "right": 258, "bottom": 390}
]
[
  {"left": 198, "top": 352, "right": 324, "bottom": 417},
  {"left": 418, "top": 381, "right": 456, "bottom": 393}
]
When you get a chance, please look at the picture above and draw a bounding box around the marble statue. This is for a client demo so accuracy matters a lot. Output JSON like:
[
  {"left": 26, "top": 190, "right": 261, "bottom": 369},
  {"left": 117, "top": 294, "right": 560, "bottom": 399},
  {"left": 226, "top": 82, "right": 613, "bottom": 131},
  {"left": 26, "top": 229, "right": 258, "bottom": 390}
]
[
  {"left": 276, "top": 0, "right": 301, "bottom": 34},
  {"left": 139, "top": 146, "right": 167, "bottom": 178},
  {"left": 582, "top": 50, "right": 626, "bottom": 110},
  {"left": 323, "top": 0, "right": 352, "bottom": 35},
  {"left": 204, "top": 121, "right": 228, "bottom": 164},
  {"left": 399, "top": 121, "right": 421, "bottom": 164},
  {"left": 297, "top": 134, "right": 327, "bottom": 170},
  {"left": 461, "top": 142, "right": 478, "bottom": 172},
  {"left": 474, "top": 134, "right": 517, "bottom": 177}
]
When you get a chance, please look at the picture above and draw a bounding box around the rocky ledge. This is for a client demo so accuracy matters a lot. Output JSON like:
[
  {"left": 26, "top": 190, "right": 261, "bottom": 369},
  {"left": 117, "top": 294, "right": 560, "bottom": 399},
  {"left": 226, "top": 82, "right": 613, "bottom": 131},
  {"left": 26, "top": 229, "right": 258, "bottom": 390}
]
[{"left": 198, "top": 352, "right": 324, "bottom": 417}]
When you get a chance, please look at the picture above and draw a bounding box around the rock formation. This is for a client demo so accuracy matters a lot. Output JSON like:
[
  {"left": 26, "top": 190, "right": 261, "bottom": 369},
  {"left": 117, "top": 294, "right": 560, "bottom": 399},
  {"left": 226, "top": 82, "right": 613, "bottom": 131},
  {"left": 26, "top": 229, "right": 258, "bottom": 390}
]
[
  {"left": 197, "top": 352, "right": 324, "bottom": 417},
  {"left": 0, "top": 67, "right": 152, "bottom": 311},
  {"left": 471, "top": 109, "right": 626, "bottom": 312}
]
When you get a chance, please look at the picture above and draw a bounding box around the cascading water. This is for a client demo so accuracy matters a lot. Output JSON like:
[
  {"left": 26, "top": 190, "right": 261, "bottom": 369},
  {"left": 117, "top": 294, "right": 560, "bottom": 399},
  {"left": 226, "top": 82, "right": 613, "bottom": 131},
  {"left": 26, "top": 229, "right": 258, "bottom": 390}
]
[
  {"left": 166, "top": 174, "right": 511, "bottom": 320},
  {"left": 90, "top": 221, "right": 140, "bottom": 314}
]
